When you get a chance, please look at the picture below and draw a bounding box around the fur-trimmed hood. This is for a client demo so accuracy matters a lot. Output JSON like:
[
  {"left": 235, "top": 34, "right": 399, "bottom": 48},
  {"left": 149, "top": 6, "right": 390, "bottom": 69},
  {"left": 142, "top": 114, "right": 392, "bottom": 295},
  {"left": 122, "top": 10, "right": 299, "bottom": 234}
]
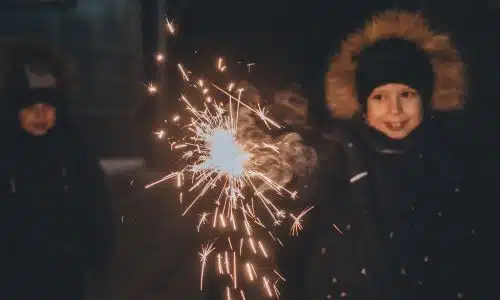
[{"left": 325, "top": 10, "right": 465, "bottom": 119}]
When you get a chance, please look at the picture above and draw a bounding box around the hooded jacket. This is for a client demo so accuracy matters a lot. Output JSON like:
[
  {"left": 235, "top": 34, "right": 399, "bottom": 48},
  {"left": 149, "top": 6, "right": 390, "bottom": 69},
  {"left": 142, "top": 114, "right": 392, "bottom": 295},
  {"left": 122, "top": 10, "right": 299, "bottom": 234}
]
[
  {"left": 278, "top": 10, "right": 481, "bottom": 300},
  {"left": 0, "top": 38, "right": 114, "bottom": 300}
]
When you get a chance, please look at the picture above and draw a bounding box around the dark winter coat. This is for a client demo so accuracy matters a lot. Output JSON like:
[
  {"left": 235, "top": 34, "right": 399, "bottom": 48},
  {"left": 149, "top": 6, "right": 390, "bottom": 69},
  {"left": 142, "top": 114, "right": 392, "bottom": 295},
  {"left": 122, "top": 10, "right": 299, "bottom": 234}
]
[
  {"left": 0, "top": 125, "right": 114, "bottom": 300},
  {"left": 278, "top": 117, "right": 480, "bottom": 300}
]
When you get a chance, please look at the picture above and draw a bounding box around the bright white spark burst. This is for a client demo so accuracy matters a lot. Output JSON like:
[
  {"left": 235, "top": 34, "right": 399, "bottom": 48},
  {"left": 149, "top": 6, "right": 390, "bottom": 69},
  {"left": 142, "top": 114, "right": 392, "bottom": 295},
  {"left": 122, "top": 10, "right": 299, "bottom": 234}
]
[
  {"left": 145, "top": 17, "right": 310, "bottom": 300},
  {"left": 146, "top": 78, "right": 294, "bottom": 297}
]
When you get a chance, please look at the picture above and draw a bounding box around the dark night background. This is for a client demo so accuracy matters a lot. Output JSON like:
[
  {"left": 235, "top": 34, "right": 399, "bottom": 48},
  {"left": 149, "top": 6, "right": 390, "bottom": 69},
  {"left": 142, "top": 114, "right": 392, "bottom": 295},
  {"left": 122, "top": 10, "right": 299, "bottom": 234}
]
[{"left": 0, "top": 1, "right": 498, "bottom": 298}]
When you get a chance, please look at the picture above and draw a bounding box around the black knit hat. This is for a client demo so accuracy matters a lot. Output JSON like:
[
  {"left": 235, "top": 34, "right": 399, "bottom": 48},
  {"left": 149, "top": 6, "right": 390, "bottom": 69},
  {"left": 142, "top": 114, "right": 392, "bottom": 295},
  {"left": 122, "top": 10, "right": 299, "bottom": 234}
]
[
  {"left": 3, "top": 62, "right": 66, "bottom": 111},
  {"left": 355, "top": 38, "right": 434, "bottom": 110}
]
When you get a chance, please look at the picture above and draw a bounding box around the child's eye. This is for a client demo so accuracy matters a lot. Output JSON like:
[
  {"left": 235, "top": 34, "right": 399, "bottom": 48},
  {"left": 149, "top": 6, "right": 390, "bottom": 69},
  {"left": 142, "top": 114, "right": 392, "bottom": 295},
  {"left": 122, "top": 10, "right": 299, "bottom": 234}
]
[
  {"left": 371, "top": 94, "right": 383, "bottom": 101},
  {"left": 401, "top": 90, "right": 416, "bottom": 98}
]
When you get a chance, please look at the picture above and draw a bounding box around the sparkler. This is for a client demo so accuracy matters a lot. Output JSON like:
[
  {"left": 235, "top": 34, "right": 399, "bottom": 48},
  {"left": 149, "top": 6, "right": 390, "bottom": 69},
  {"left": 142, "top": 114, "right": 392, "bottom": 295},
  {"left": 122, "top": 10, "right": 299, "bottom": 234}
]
[
  {"left": 146, "top": 70, "right": 294, "bottom": 297},
  {"left": 145, "top": 16, "right": 316, "bottom": 299}
]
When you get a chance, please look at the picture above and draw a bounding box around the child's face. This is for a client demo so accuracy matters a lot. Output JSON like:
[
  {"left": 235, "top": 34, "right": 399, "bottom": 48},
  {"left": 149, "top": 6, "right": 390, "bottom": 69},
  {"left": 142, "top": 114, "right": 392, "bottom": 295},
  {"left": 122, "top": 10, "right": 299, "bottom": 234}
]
[
  {"left": 365, "top": 83, "right": 423, "bottom": 140},
  {"left": 19, "top": 103, "right": 56, "bottom": 136}
]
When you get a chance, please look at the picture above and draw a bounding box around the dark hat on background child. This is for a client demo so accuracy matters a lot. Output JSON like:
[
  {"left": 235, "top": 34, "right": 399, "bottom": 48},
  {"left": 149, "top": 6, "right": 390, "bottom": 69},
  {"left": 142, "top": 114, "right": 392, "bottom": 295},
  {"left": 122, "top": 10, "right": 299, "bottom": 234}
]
[
  {"left": 4, "top": 63, "right": 67, "bottom": 111},
  {"left": 0, "top": 38, "right": 76, "bottom": 113}
]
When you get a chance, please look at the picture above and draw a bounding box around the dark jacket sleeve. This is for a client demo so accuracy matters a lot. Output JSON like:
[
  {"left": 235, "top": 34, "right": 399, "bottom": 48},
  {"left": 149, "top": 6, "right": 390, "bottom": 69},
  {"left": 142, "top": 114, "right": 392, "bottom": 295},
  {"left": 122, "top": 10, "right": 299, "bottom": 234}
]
[
  {"left": 277, "top": 138, "right": 352, "bottom": 300},
  {"left": 301, "top": 138, "right": 381, "bottom": 300}
]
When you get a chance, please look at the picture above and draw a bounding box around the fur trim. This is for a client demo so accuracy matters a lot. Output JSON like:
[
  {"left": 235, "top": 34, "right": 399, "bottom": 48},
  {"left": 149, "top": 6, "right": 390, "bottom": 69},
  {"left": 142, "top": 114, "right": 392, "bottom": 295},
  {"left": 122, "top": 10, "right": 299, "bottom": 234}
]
[{"left": 325, "top": 10, "right": 465, "bottom": 119}]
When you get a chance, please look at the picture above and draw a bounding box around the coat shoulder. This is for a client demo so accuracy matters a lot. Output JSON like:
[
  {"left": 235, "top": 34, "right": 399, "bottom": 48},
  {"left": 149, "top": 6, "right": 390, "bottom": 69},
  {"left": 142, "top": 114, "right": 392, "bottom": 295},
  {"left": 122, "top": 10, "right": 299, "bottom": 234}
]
[{"left": 318, "top": 124, "right": 360, "bottom": 168}]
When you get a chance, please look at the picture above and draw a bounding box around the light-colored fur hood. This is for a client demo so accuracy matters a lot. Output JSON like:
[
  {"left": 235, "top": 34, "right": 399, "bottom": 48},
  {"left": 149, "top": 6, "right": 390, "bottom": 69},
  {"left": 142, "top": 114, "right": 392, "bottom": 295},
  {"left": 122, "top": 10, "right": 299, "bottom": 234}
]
[{"left": 325, "top": 10, "right": 465, "bottom": 119}]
